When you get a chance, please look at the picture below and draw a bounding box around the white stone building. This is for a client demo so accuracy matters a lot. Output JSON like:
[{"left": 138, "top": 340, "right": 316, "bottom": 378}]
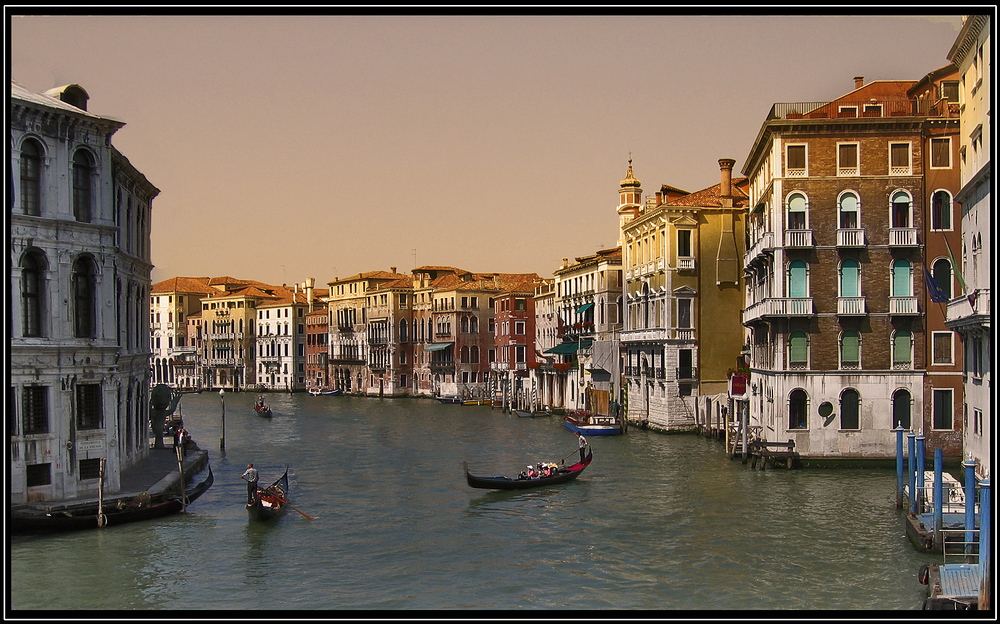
[
  {"left": 10, "top": 81, "right": 158, "bottom": 503},
  {"left": 945, "top": 14, "right": 992, "bottom": 479}
]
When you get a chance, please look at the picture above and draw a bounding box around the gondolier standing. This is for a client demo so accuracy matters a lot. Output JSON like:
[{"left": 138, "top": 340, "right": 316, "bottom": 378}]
[
  {"left": 241, "top": 463, "right": 259, "bottom": 504},
  {"left": 576, "top": 431, "right": 588, "bottom": 463}
]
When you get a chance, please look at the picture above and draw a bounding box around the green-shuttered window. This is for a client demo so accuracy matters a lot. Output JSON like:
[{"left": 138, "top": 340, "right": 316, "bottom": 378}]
[
  {"left": 789, "top": 330, "right": 808, "bottom": 365},
  {"left": 893, "top": 330, "right": 912, "bottom": 364},
  {"left": 841, "top": 330, "right": 860, "bottom": 367}
]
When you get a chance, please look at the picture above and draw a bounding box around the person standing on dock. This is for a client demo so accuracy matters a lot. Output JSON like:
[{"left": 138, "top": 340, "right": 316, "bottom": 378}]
[
  {"left": 241, "top": 464, "right": 259, "bottom": 504},
  {"left": 576, "top": 431, "right": 588, "bottom": 463}
]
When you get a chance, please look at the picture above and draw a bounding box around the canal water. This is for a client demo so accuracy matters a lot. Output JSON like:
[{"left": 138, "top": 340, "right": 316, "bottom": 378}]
[{"left": 10, "top": 392, "right": 938, "bottom": 611}]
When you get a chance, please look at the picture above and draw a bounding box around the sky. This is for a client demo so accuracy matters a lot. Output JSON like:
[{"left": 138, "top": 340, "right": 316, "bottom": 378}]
[{"left": 8, "top": 12, "right": 967, "bottom": 287}]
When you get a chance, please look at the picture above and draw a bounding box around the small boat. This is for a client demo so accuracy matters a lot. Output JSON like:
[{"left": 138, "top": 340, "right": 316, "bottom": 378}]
[
  {"left": 247, "top": 467, "right": 289, "bottom": 521},
  {"left": 563, "top": 410, "right": 625, "bottom": 435},
  {"left": 464, "top": 449, "right": 592, "bottom": 490},
  {"left": 308, "top": 388, "right": 341, "bottom": 396},
  {"left": 253, "top": 396, "right": 272, "bottom": 418},
  {"left": 11, "top": 463, "right": 215, "bottom": 534},
  {"left": 515, "top": 409, "right": 551, "bottom": 418},
  {"left": 463, "top": 399, "right": 490, "bottom": 406},
  {"left": 437, "top": 395, "right": 463, "bottom": 404}
]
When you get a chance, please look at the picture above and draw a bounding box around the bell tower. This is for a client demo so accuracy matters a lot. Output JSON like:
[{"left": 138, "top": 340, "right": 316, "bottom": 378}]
[{"left": 617, "top": 156, "right": 642, "bottom": 246}]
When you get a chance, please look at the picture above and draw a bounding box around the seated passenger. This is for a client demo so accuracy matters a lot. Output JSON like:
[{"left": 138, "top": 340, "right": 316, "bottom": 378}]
[{"left": 527, "top": 465, "right": 538, "bottom": 479}]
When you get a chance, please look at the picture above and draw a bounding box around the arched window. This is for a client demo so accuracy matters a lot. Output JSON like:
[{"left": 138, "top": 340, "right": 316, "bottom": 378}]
[
  {"left": 931, "top": 190, "right": 952, "bottom": 231},
  {"left": 840, "top": 330, "right": 860, "bottom": 368},
  {"left": 838, "top": 192, "right": 859, "bottom": 229},
  {"left": 470, "top": 345, "right": 479, "bottom": 364},
  {"left": 789, "top": 330, "right": 808, "bottom": 366},
  {"left": 787, "top": 192, "right": 807, "bottom": 229},
  {"left": 893, "top": 330, "right": 912, "bottom": 367},
  {"left": 461, "top": 316, "right": 469, "bottom": 333},
  {"left": 840, "top": 259, "right": 860, "bottom": 297},
  {"left": 932, "top": 258, "right": 952, "bottom": 300},
  {"left": 20, "top": 139, "right": 42, "bottom": 216},
  {"left": 788, "top": 259, "right": 808, "bottom": 297},
  {"left": 789, "top": 389, "right": 808, "bottom": 429},
  {"left": 460, "top": 345, "right": 470, "bottom": 363},
  {"left": 73, "top": 256, "right": 97, "bottom": 338},
  {"left": 892, "top": 389, "right": 912, "bottom": 429},
  {"left": 72, "top": 150, "right": 94, "bottom": 223},
  {"left": 21, "top": 251, "right": 45, "bottom": 337},
  {"left": 470, "top": 316, "right": 478, "bottom": 333},
  {"left": 891, "top": 191, "right": 911, "bottom": 228},
  {"left": 399, "top": 318, "right": 408, "bottom": 342},
  {"left": 892, "top": 259, "right": 912, "bottom": 297},
  {"left": 840, "top": 389, "right": 860, "bottom": 430}
]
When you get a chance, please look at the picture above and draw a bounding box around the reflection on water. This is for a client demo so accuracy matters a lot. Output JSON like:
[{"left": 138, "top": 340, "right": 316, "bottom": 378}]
[{"left": 11, "top": 392, "right": 938, "bottom": 611}]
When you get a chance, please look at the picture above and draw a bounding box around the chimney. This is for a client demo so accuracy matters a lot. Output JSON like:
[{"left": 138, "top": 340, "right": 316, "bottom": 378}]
[
  {"left": 655, "top": 191, "right": 663, "bottom": 206},
  {"left": 390, "top": 266, "right": 396, "bottom": 274},
  {"left": 719, "top": 158, "right": 736, "bottom": 198},
  {"left": 854, "top": 76, "right": 864, "bottom": 89}
]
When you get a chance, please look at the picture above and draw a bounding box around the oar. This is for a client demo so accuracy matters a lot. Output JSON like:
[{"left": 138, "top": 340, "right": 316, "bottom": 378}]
[{"left": 285, "top": 502, "right": 314, "bottom": 520}]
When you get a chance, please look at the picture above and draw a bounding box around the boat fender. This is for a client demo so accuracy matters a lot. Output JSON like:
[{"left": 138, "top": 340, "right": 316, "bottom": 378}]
[{"left": 918, "top": 563, "right": 930, "bottom": 585}]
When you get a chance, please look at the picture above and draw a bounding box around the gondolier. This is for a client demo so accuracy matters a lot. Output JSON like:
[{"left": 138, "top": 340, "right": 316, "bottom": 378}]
[
  {"left": 241, "top": 463, "right": 259, "bottom": 504},
  {"left": 576, "top": 431, "right": 588, "bottom": 463}
]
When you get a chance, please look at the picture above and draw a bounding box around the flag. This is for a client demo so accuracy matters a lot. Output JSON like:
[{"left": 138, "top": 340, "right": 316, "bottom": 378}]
[
  {"left": 924, "top": 267, "right": 950, "bottom": 303},
  {"left": 944, "top": 236, "right": 968, "bottom": 295}
]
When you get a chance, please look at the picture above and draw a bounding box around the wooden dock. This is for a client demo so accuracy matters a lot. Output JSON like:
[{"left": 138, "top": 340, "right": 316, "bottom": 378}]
[
  {"left": 922, "top": 562, "right": 981, "bottom": 610},
  {"left": 748, "top": 439, "right": 796, "bottom": 470}
]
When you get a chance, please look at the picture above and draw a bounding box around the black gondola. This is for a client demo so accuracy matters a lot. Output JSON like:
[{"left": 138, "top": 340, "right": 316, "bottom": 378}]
[
  {"left": 253, "top": 396, "right": 273, "bottom": 418},
  {"left": 247, "top": 467, "right": 288, "bottom": 521},
  {"left": 464, "top": 449, "right": 593, "bottom": 490},
  {"left": 11, "top": 464, "right": 214, "bottom": 534}
]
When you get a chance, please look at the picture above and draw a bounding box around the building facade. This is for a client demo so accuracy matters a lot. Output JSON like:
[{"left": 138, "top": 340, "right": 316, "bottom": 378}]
[
  {"left": 150, "top": 277, "right": 216, "bottom": 389},
  {"left": 10, "top": 81, "right": 158, "bottom": 503},
  {"left": 621, "top": 159, "right": 748, "bottom": 431},
  {"left": 945, "top": 14, "right": 992, "bottom": 479},
  {"left": 326, "top": 270, "right": 400, "bottom": 394},
  {"left": 742, "top": 75, "right": 963, "bottom": 459}
]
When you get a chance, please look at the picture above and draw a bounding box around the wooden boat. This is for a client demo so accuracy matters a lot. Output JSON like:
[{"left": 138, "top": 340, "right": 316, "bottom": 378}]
[
  {"left": 308, "top": 388, "right": 341, "bottom": 396},
  {"left": 464, "top": 449, "right": 593, "bottom": 490},
  {"left": 515, "top": 409, "right": 551, "bottom": 418},
  {"left": 247, "top": 467, "right": 289, "bottom": 521},
  {"left": 563, "top": 410, "right": 625, "bottom": 435},
  {"left": 437, "top": 395, "right": 463, "bottom": 404},
  {"left": 253, "top": 398, "right": 273, "bottom": 418},
  {"left": 463, "top": 399, "right": 490, "bottom": 406},
  {"left": 11, "top": 463, "right": 215, "bottom": 534}
]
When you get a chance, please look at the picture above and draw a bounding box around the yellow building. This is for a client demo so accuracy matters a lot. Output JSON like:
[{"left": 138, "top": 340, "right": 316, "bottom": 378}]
[{"left": 620, "top": 158, "right": 748, "bottom": 431}]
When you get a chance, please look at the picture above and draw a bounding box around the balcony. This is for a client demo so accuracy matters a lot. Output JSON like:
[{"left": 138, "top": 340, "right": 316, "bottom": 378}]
[
  {"left": 744, "top": 231, "right": 774, "bottom": 266},
  {"left": 837, "top": 297, "right": 867, "bottom": 316},
  {"left": 784, "top": 229, "right": 813, "bottom": 248},
  {"left": 674, "top": 328, "right": 695, "bottom": 341},
  {"left": 677, "top": 256, "right": 695, "bottom": 271},
  {"left": 945, "top": 289, "right": 991, "bottom": 331},
  {"left": 889, "top": 296, "right": 919, "bottom": 315},
  {"left": 837, "top": 229, "right": 866, "bottom": 247},
  {"left": 621, "top": 327, "right": 669, "bottom": 343},
  {"left": 888, "top": 227, "right": 918, "bottom": 246},
  {"left": 676, "top": 366, "right": 698, "bottom": 381},
  {"left": 742, "top": 297, "right": 814, "bottom": 324}
]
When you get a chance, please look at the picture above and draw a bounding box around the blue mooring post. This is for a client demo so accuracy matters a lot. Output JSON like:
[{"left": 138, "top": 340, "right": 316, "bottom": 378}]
[
  {"left": 934, "top": 448, "right": 943, "bottom": 545},
  {"left": 895, "top": 426, "right": 904, "bottom": 508},
  {"left": 978, "top": 479, "right": 991, "bottom": 609},
  {"left": 916, "top": 434, "right": 926, "bottom": 513},
  {"left": 907, "top": 433, "right": 917, "bottom": 514},
  {"left": 964, "top": 459, "right": 976, "bottom": 555}
]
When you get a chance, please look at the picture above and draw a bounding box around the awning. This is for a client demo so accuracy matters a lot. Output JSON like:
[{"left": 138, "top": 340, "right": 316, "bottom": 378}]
[
  {"left": 576, "top": 302, "right": 594, "bottom": 315},
  {"left": 544, "top": 340, "right": 592, "bottom": 355},
  {"left": 423, "top": 342, "right": 453, "bottom": 352}
]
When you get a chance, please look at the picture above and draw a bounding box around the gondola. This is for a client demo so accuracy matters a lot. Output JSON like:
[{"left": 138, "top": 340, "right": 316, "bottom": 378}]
[
  {"left": 253, "top": 397, "right": 273, "bottom": 418},
  {"left": 464, "top": 448, "right": 592, "bottom": 490},
  {"left": 247, "top": 467, "right": 289, "bottom": 521},
  {"left": 308, "top": 388, "right": 341, "bottom": 396},
  {"left": 11, "top": 464, "right": 215, "bottom": 534}
]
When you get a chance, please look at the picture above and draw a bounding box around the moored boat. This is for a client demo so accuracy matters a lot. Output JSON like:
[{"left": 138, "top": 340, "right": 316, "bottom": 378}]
[
  {"left": 514, "top": 409, "right": 551, "bottom": 418},
  {"left": 247, "top": 467, "right": 289, "bottom": 521},
  {"left": 563, "top": 410, "right": 625, "bottom": 435},
  {"left": 464, "top": 449, "right": 593, "bottom": 490},
  {"left": 308, "top": 388, "right": 341, "bottom": 396},
  {"left": 11, "top": 463, "right": 215, "bottom": 534},
  {"left": 437, "top": 395, "right": 462, "bottom": 404}
]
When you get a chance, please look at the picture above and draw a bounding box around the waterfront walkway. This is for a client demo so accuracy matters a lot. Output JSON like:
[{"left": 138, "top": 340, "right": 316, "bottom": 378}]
[{"left": 14, "top": 445, "right": 210, "bottom": 512}]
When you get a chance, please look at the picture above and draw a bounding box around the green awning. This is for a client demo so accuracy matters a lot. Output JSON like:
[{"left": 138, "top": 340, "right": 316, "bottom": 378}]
[
  {"left": 544, "top": 340, "right": 592, "bottom": 355},
  {"left": 423, "top": 342, "right": 453, "bottom": 352},
  {"left": 576, "top": 302, "right": 594, "bottom": 315}
]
